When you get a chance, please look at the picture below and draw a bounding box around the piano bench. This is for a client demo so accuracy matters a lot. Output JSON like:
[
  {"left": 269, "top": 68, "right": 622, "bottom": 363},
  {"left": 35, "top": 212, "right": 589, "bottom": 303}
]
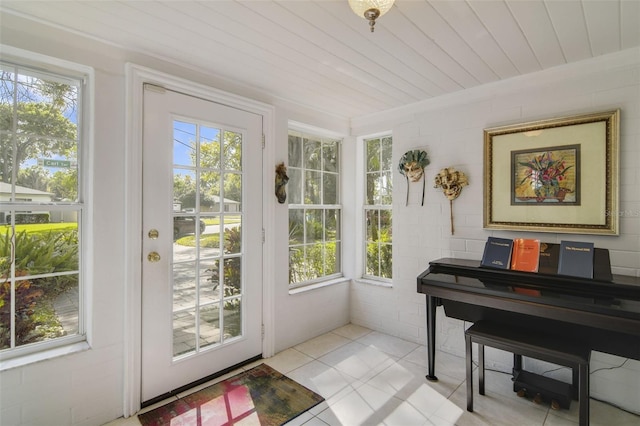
[{"left": 464, "top": 321, "right": 591, "bottom": 426}]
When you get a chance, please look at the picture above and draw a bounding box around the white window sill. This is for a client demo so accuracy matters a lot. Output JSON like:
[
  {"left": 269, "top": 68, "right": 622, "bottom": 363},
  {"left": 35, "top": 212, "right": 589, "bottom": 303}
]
[
  {"left": 354, "top": 278, "right": 393, "bottom": 288},
  {"left": 0, "top": 340, "right": 90, "bottom": 372},
  {"left": 289, "top": 277, "right": 351, "bottom": 295}
]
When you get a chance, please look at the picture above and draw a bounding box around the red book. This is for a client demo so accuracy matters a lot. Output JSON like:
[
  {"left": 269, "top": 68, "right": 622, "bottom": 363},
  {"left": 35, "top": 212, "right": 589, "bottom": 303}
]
[{"left": 510, "top": 239, "right": 541, "bottom": 272}]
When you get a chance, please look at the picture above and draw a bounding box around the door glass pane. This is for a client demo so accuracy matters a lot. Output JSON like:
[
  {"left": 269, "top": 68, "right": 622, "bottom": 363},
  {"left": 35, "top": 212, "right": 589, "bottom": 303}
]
[
  {"left": 199, "top": 304, "right": 221, "bottom": 349},
  {"left": 199, "top": 260, "right": 220, "bottom": 305},
  {"left": 174, "top": 121, "right": 196, "bottom": 167},
  {"left": 200, "top": 127, "right": 221, "bottom": 170},
  {"left": 223, "top": 227, "right": 242, "bottom": 256},
  {"left": 173, "top": 262, "right": 196, "bottom": 311},
  {"left": 223, "top": 299, "right": 241, "bottom": 340},
  {"left": 173, "top": 310, "right": 196, "bottom": 357},
  {"left": 223, "top": 173, "right": 242, "bottom": 211},
  {"left": 223, "top": 257, "right": 241, "bottom": 297},
  {"left": 223, "top": 131, "right": 242, "bottom": 171},
  {"left": 199, "top": 219, "right": 220, "bottom": 257},
  {"left": 172, "top": 120, "right": 244, "bottom": 359},
  {"left": 200, "top": 171, "right": 220, "bottom": 213}
]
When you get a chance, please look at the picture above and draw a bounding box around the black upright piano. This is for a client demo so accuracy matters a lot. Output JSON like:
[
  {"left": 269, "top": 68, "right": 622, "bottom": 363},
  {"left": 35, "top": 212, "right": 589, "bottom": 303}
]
[{"left": 417, "top": 258, "right": 640, "bottom": 383}]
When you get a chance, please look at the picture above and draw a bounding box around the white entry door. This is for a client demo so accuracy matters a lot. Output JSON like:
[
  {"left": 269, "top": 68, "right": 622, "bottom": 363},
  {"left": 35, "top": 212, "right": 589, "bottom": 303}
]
[{"left": 141, "top": 85, "right": 263, "bottom": 403}]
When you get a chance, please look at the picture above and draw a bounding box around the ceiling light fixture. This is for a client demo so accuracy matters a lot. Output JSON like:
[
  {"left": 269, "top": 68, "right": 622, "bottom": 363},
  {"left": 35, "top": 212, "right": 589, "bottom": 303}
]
[{"left": 348, "top": 0, "right": 395, "bottom": 32}]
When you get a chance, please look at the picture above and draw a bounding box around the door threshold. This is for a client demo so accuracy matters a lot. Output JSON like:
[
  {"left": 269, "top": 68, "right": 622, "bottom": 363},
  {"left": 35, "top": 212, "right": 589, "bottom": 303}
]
[{"left": 141, "top": 354, "right": 263, "bottom": 408}]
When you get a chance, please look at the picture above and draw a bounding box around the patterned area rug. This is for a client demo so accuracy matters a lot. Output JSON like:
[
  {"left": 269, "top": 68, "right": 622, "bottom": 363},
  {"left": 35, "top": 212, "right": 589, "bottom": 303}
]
[{"left": 138, "top": 364, "right": 325, "bottom": 426}]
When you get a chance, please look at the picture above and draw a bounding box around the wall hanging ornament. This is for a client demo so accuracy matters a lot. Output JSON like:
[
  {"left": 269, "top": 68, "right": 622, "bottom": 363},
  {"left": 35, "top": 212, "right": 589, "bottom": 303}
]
[
  {"left": 398, "top": 149, "right": 430, "bottom": 206},
  {"left": 275, "top": 162, "right": 289, "bottom": 204},
  {"left": 434, "top": 167, "right": 469, "bottom": 235}
]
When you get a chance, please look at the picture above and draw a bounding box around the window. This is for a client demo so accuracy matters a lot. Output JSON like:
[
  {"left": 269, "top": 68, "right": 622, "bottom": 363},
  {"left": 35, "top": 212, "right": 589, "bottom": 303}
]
[
  {"left": 364, "top": 135, "right": 392, "bottom": 280},
  {"left": 0, "top": 59, "right": 87, "bottom": 359},
  {"left": 288, "top": 129, "right": 341, "bottom": 287}
]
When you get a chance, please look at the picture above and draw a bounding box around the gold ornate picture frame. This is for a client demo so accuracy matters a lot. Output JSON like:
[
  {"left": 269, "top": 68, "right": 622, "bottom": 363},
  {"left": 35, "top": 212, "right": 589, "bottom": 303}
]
[{"left": 483, "top": 110, "right": 619, "bottom": 235}]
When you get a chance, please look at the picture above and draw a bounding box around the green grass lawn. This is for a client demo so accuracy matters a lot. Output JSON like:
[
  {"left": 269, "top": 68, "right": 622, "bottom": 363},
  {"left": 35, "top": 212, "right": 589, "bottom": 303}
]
[{"left": 1, "top": 223, "right": 77, "bottom": 234}]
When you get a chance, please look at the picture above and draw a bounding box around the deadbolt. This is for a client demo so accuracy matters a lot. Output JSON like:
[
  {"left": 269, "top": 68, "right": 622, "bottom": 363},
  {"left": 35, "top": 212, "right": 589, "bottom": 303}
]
[
  {"left": 147, "top": 251, "right": 161, "bottom": 262},
  {"left": 148, "top": 229, "right": 159, "bottom": 239}
]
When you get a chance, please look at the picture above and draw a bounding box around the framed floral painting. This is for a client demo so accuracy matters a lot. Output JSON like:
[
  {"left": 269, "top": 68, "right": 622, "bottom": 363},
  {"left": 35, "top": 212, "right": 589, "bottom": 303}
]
[{"left": 483, "top": 110, "right": 619, "bottom": 235}]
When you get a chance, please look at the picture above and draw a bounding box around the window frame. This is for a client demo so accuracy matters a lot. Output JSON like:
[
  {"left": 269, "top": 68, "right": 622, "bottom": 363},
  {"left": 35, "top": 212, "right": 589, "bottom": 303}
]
[
  {"left": 0, "top": 46, "right": 93, "bottom": 366},
  {"left": 362, "top": 134, "right": 393, "bottom": 283},
  {"left": 287, "top": 125, "right": 343, "bottom": 289}
]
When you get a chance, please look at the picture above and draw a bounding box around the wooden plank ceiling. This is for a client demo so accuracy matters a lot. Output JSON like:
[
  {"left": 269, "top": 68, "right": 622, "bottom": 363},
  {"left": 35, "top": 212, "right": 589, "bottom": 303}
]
[{"left": 2, "top": 0, "right": 638, "bottom": 119}]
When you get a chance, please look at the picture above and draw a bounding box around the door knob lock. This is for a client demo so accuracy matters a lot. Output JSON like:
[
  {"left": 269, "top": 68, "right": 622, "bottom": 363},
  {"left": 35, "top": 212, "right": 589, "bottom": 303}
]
[{"left": 147, "top": 251, "right": 161, "bottom": 262}]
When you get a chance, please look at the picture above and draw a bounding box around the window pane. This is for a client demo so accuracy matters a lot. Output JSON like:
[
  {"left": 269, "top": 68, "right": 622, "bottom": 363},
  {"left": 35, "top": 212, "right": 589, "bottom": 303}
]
[
  {"left": 381, "top": 137, "right": 392, "bottom": 171},
  {"left": 323, "top": 173, "right": 338, "bottom": 205},
  {"left": 366, "top": 172, "right": 380, "bottom": 205},
  {"left": 288, "top": 134, "right": 302, "bottom": 168},
  {"left": 325, "top": 209, "right": 338, "bottom": 240},
  {"left": 289, "top": 246, "right": 304, "bottom": 284},
  {"left": 366, "top": 139, "right": 380, "bottom": 172},
  {"left": 366, "top": 209, "right": 379, "bottom": 242},
  {"left": 305, "top": 209, "right": 323, "bottom": 243},
  {"left": 366, "top": 242, "right": 379, "bottom": 276},
  {"left": 380, "top": 243, "right": 393, "bottom": 279},
  {"left": 304, "top": 170, "right": 321, "bottom": 204},
  {"left": 380, "top": 171, "right": 393, "bottom": 205},
  {"left": 325, "top": 242, "right": 340, "bottom": 275},
  {"left": 288, "top": 168, "right": 302, "bottom": 204},
  {"left": 14, "top": 225, "right": 79, "bottom": 275},
  {"left": 289, "top": 209, "right": 304, "bottom": 245},
  {"left": 304, "top": 138, "right": 321, "bottom": 170},
  {"left": 380, "top": 209, "right": 393, "bottom": 240},
  {"left": 323, "top": 141, "right": 338, "bottom": 172}
]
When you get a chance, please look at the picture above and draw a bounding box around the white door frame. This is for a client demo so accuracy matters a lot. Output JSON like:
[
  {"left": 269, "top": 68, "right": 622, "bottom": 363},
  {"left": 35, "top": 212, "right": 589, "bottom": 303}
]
[{"left": 124, "top": 64, "right": 276, "bottom": 416}]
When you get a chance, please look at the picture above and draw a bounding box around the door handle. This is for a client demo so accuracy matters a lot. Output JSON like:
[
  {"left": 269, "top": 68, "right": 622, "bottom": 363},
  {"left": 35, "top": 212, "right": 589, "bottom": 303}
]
[{"left": 147, "top": 251, "right": 161, "bottom": 262}]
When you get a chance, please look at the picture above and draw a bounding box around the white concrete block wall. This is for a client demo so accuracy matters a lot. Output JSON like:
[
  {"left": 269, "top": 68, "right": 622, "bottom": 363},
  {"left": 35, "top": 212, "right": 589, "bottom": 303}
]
[{"left": 350, "top": 48, "right": 640, "bottom": 413}]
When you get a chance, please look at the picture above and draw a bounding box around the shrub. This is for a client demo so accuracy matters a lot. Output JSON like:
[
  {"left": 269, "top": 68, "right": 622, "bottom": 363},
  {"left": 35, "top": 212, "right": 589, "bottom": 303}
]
[{"left": 0, "top": 228, "right": 78, "bottom": 348}]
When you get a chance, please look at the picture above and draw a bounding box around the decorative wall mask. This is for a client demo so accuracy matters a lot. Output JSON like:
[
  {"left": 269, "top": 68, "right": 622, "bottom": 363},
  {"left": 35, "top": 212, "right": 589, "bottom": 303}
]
[
  {"left": 398, "top": 149, "right": 430, "bottom": 206},
  {"left": 434, "top": 167, "right": 469, "bottom": 235},
  {"left": 275, "top": 162, "right": 289, "bottom": 204}
]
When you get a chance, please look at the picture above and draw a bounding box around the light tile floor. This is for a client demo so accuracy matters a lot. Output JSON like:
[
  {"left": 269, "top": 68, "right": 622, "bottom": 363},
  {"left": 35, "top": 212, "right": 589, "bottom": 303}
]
[{"left": 105, "top": 324, "right": 640, "bottom": 426}]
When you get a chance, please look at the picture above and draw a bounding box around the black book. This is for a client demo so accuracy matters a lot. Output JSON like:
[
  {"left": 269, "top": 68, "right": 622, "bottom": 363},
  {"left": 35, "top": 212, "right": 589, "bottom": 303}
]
[
  {"left": 557, "top": 240, "right": 595, "bottom": 279},
  {"left": 481, "top": 237, "right": 513, "bottom": 270},
  {"left": 593, "top": 248, "right": 613, "bottom": 282},
  {"left": 538, "top": 243, "right": 560, "bottom": 275}
]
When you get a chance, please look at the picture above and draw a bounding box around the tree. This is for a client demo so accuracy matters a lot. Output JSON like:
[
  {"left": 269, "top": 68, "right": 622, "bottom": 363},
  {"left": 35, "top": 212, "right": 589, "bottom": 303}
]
[
  {"left": 201, "top": 131, "right": 242, "bottom": 202},
  {"left": 1, "top": 69, "right": 78, "bottom": 185},
  {"left": 0, "top": 102, "right": 77, "bottom": 184},
  {"left": 173, "top": 173, "right": 197, "bottom": 209},
  {"left": 49, "top": 169, "right": 77, "bottom": 201},
  {"left": 17, "top": 165, "right": 51, "bottom": 192}
]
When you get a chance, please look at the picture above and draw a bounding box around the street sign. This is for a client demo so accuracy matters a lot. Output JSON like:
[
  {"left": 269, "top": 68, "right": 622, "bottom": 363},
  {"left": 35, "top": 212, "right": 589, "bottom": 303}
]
[{"left": 38, "top": 159, "right": 76, "bottom": 168}]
